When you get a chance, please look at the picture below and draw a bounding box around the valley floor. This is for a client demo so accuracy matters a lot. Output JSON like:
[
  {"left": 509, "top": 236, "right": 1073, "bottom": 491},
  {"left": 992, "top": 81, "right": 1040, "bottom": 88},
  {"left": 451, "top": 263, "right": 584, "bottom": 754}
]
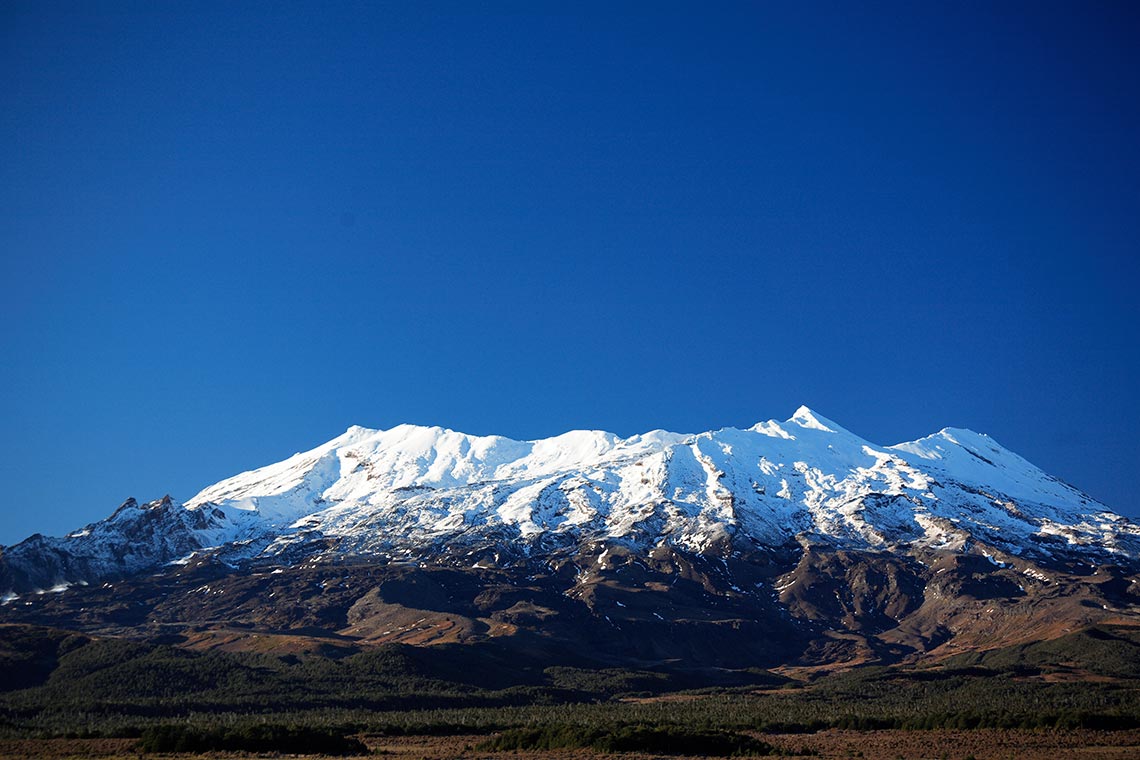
[{"left": 3, "top": 729, "right": 1140, "bottom": 760}]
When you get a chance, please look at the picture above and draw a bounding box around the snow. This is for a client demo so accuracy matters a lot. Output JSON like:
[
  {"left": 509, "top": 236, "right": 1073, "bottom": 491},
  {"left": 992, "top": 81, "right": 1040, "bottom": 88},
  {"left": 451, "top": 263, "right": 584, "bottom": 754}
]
[
  {"left": 889, "top": 428, "right": 1092, "bottom": 518},
  {"left": 982, "top": 553, "right": 1008, "bottom": 568},
  {"left": 1024, "top": 567, "right": 1052, "bottom": 583},
  {"left": 200, "top": 408, "right": 1120, "bottom": 563},
  {"left": 789, "top": 405, "right": 840, "bottom": 433},
  {"left": 4, "top": 406, "right": 1135, "bottom": 598}
]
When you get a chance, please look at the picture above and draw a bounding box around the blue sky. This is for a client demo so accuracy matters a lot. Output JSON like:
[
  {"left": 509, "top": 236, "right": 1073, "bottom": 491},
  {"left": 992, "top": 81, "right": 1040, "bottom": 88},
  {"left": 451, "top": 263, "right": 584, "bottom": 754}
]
[{"left": 2, "top": 1, "right": 1138, "bottom": 544}]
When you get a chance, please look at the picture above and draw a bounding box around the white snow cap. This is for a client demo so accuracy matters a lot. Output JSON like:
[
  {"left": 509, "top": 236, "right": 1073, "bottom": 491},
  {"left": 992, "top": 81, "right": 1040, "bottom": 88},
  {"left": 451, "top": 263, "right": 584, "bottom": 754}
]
[
  {"left": 155, "top": 405, "right": 1134, "bottom": 562},
  {"left": 788, "top": 405, "right": 841, "bottom": 433}
]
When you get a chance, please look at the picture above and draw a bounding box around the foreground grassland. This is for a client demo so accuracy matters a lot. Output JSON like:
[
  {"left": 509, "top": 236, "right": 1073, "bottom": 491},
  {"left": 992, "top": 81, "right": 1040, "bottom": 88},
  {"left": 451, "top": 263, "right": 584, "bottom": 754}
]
[{"left": 2, "top": 623, "right": 1140, "bottom": 758}]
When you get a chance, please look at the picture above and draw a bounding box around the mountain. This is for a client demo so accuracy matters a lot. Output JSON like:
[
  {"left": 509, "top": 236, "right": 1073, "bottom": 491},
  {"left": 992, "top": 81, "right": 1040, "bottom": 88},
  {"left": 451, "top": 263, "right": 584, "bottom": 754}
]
[{"left": 2, "top": 407, "right": 1138, "bottom": 669}]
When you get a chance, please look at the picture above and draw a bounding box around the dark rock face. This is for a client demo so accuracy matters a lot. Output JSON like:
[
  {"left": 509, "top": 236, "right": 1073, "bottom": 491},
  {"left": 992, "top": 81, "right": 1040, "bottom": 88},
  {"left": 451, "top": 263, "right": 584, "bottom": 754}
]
[
  {"left": 0, "top": 497, "right": 219, "bottom": 596},
  {"left": 775, "top": 549, "right": 926, "bottom": 632},
  {"left": 3, "top": 536, "right": 1138, "bottom": 670}
]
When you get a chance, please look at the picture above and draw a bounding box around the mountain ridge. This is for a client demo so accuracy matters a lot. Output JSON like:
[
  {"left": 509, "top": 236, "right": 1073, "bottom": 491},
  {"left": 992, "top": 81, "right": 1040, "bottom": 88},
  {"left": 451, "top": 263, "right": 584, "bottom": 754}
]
[{"left": 2, "top": 407, "right": 1136, "bottom": 601}]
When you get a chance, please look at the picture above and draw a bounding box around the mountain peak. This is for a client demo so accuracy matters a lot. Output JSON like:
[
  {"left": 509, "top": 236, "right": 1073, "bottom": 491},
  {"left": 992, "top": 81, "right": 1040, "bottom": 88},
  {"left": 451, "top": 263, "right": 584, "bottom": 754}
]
[{"left": 788, "top": 405, "right": 842, "bottom": 433}]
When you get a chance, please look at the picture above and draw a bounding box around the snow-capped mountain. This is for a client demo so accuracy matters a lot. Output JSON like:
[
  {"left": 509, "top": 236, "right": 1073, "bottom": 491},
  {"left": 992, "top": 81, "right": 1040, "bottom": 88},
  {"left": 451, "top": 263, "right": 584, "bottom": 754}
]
[{"left": 2, "top": 407, "right": 1136, "bottom": 598}]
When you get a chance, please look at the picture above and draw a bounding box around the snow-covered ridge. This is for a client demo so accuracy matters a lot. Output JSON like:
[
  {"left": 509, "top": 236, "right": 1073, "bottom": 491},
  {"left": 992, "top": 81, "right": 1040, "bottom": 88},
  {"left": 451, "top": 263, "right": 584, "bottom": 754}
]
[
  {"left": 184, "top": 422, "right": 688, "bottom": 518},
  {"left": 3, "top": 407, "right": 1137, "bottom": 596},
  {"left": 177, "top": 404, "right": 1133, "bottom": 556}
]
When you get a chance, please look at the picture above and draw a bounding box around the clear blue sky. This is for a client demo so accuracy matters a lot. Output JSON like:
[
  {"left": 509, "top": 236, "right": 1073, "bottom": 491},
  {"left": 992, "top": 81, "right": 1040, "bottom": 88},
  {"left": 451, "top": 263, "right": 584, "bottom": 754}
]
[{"left": 2, "top": 1, "right": 1138, "bottom": 544}]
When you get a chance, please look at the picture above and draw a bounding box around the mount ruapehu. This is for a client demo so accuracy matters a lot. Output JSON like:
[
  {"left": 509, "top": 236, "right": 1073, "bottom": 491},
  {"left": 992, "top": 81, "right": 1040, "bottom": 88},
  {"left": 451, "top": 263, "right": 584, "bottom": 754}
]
[{"left": 2, "top": 406, "right": 1138, "bottom": 672}]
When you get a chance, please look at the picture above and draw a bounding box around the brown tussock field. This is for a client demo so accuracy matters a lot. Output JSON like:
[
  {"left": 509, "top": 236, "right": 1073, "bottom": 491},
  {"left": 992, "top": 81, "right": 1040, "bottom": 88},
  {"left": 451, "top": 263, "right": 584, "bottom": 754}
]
[{"left": 3, "top": 729, "right": 1139, "bottom": 760}]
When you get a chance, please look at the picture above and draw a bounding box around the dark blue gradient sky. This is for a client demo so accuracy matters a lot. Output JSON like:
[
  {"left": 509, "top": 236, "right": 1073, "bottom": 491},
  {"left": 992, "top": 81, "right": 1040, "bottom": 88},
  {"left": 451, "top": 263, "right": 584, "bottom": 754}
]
[{"left": 2, "top": 1, "right": 1138, "bottom": 543}]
